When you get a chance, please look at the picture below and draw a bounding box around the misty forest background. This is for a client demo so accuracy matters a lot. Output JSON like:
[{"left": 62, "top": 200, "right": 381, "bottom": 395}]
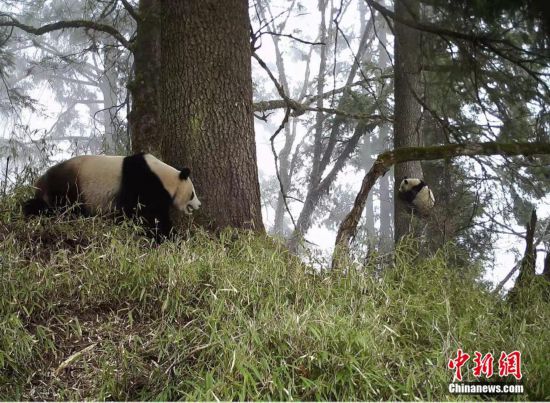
[{"left": 0, "top": 0, "right": 549, "bottom": 400}]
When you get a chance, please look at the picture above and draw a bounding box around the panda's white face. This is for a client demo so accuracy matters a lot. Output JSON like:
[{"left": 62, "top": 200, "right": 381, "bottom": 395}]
[
  {"left": 143, "top": 154, "right": 201, "bottom": 215},
  {"left": 399, "top": 177, "right": 422, "bottom": 193},
  {"left": 173, "top": 178, "right": 201, "bottom": 215}
]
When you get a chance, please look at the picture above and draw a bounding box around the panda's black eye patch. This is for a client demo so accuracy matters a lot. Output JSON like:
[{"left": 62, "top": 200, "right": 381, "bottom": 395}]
[{"left": 191, "top": 191, "right": 195, "bottom": 200}]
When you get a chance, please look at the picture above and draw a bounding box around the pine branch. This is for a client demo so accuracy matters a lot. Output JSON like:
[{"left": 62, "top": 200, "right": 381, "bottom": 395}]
[
  {"left": 365, "top": 0, "right": 549, "bottom": 93},
  {"left": 366, "top": 0, "right": 507, "bottom": 47}
]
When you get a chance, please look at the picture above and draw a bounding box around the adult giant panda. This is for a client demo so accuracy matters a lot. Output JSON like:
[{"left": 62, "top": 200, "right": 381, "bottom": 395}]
[
  {"left": 398, "top": 177, "right": 435, "bottom": 216},
  {"left": 23, "top": 153, "right": 201, "bottom": 240}
]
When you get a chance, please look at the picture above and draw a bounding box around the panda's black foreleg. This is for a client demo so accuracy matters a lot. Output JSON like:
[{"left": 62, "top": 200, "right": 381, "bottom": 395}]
[
  {"left": 22, "top": 197, "right": 50, "bottom": 216},
  {"left": 139, "top": 210, "right": 172, "bottom": 243},
  {"left": 155, "top": 211, "right": 173, "bottom": 242}
]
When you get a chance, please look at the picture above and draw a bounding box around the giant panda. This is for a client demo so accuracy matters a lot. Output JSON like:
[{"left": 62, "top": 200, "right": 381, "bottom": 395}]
[
  {"left": 398, "top": 177, "right": 435, "bottom": 216},
  {"left": 23, "top": 153, "right": 201, "bottom": 240}
]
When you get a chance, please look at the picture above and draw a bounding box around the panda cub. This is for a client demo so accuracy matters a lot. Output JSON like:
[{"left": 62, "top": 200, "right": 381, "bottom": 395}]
[
  {"left": 23, "top": 153, "right": 201, "bottom": 241},
  {"left": 398, "top": 177, "right": 435, "bottom": 216}
]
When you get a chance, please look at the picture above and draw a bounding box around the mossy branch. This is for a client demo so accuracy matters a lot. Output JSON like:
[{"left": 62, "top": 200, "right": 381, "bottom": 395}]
[{"left": 333, "top": 142, "right": 550, "bottom": 267}]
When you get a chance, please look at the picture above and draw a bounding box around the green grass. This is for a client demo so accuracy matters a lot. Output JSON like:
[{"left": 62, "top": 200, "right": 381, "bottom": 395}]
[{"left": 0, "top": 193, "right": 549, "bottom": 400}]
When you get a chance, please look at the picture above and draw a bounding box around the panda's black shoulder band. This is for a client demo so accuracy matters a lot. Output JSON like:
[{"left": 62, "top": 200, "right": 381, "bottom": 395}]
[{"left": 179, "top": 167, "right": 191, "bottom": 180}]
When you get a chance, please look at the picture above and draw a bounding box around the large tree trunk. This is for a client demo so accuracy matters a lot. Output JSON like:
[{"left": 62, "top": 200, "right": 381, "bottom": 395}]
[
  {"left": 393, "top": 0, "right": 423, "bottom": 242},
  {"left": 129, "top": 0, "right": 161, "bottom": 155},
  {"left": 159, "top": 0, "right": 264, "bottom": 232}
]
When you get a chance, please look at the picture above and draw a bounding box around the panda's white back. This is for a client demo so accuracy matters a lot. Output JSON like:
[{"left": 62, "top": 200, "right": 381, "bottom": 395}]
[
  {"left": 415, "top": 186, "right": 435, "bottom": 214},
  {"left": 69, "top": 155, "right": 124, "bottom": 213}
]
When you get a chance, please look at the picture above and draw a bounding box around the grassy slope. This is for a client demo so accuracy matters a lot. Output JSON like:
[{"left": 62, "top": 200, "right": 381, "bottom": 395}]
[{"left": 0, "top": 195, "right": 549, "bottom": 400}]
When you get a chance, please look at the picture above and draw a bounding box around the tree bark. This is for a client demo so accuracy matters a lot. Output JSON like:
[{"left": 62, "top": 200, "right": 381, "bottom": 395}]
[
  {"left": 393, "top": 0, "right": 423, "bottom": 242},
  {"left": 159, "top": 0, "right": 264, "bottom": 232},
  {"left": 508, "top": 210, "right": 537, "bottom": 301},
  {"left": 543, "top": 252, "right": 550, "bottom": 282},
  {"left": 515, "top": 210, "right": 537, "bottom": 283},
  {"left": 129, "top": 0, "right": 161, "bottom": 155}
]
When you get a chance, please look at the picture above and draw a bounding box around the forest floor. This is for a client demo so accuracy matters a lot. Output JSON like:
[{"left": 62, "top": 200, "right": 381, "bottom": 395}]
[{"left": 0, "top": 192, "right": 549, "bottom": 400}]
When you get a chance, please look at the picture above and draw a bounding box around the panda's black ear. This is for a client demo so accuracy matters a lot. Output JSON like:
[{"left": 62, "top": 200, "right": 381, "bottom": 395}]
[{"left": 179, "top": 167, "right": 191, "bottom": 180}]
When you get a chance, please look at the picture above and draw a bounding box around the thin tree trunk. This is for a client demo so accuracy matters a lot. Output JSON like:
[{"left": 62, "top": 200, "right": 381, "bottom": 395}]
[
  {"left": 273, "top": 122, "right": 294, "bottom": 235},
  {"left": 309, "top": 0, "right": 329, "bottom": 190},
  {"left": 393, "top": 0, "right": 423, "bottom": 242},
  {"left": 375, "top": 13, "right": 393, "bottom": 253},
  {"left": 289, "top": 121, "right": 374, "bottom": 250},
  {"left": 160, "top": 0, "right": 264, "bottom": 231},
  {"left": 287, "top": 15, "right": 376, "bottom": 250},
  {"left": 257, "top": 0, "right": 299, "bottom": 236},
  {"left": 378, "top": 127, "right": 393, "bottom": 252},
  {"left": 361, "top": 134, "right": 375, "bottom": 239},
  {"left": 316, "top": 16, "right": 373, "bottom": 174}
]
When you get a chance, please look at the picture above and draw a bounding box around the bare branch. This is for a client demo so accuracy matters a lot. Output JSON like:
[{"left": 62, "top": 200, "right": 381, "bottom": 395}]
[
  {"left": 252, "top": 52, "right": 292, "bottom": 105},
  {"left": 0, "top": 14, "right": 131, "bottom": 49},
  {"left": 262, "top": 31, "right": 324, "bottom": 46},
  {"left": 253, "top": 53, "right": 388, "bottom": 122},
  {"left": 253, "top": 99, "right": 387, "bottom": 121},
  {"left": 120, "top": 0, "right": 141, "bottom": 22},
  {"left": 253, "top": 80, "right": 374, "bottom": 112}
]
